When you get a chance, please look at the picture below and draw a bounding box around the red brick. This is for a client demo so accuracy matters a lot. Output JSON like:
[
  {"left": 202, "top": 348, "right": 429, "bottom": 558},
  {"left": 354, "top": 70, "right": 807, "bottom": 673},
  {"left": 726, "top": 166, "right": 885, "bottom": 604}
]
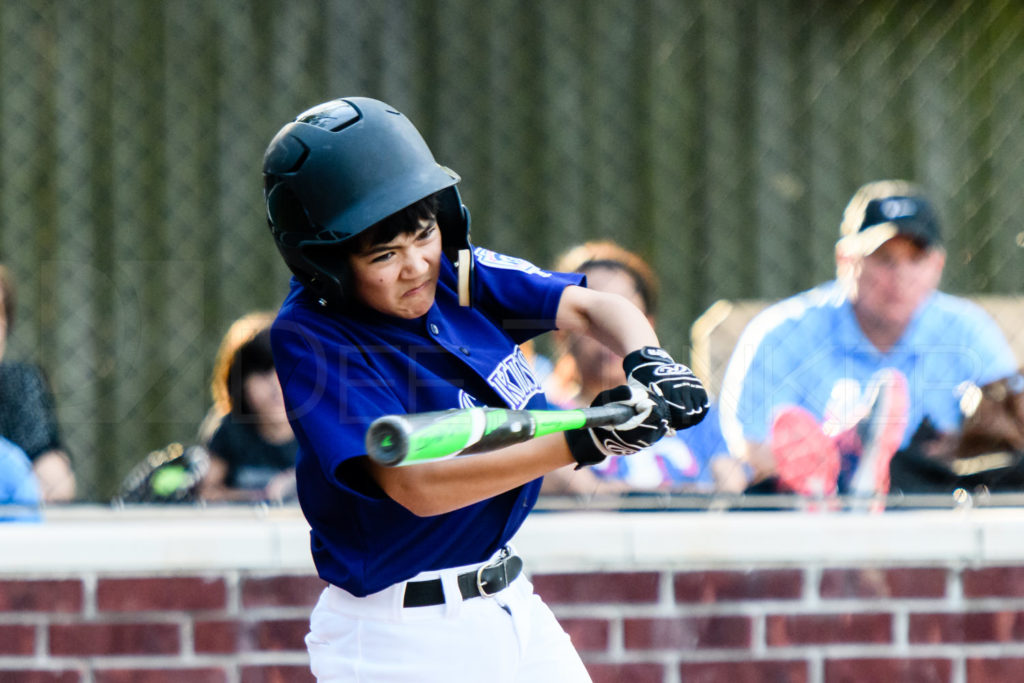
[
  {"left": 94, "top": 669, "right": 227, "bottom": 683},
  {"left": 0, "top": 624, "right": 35, "bottom": 655},
  {"left": 194, "top": 620, "right": 246, "bottom": 654},
  {"left": 675, "top": 569, "right": 802, "bottom": 602},
  {"left": 909, "top": 612, "right": 1024, "bottom": 644},
  {"left": 821, "top": 568, "right": 946, "bottom": 599},
  {"left": 559, "top": 618, "right": 610, "bottom": 652},
  {"left": 240, "top": 665, "right": 315, "bottom": 683},
  {"left": 586, "top": 662, "right": 664, "bottom": 683},
  {"left": 825, "top": 658, "right": 952, "bottom": 682},
  {"left": 624, "top": 616, "right": 751, "bottom": 650},
  {"left": 195, "top": 618, "right": 307, "bottom": 653},
  {"left": 97, "top": 577, "right": 226, "bottom": 612},
  {"left": 49, "top": 623, "right": 180, "bottom": 656},
  {"left": 679, "top": 660, "right": 809, "bottom": 683},
  {"left": 0, "top": 673, "right": 81, "bottom": 683},
  {"left": 963, "top": 567, "right": 1024, "bottom": 599},
  {"left": 255, "top": 619, "right": 308, "bottom": 651},
  {"left": 0, "top": 580, "right": 83, "bottom": 613},
  {"left": 532, "top": 572, "right": 659, "bottom": 604},
  {"left": 241, "top": 575, "right": 324, "bottom": 608},
  {"left": 966, "top": 657, "right": 1024, "bottom": 682},
  {"left": 766, "top": 613, "right": 891, "bottom": 645}
]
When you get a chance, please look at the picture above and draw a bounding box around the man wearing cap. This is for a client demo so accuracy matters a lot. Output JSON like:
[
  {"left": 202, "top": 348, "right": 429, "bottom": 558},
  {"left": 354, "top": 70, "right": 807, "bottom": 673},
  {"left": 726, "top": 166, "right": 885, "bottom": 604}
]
[{"left": 717, "top": 180, "right": 1018, "bottom": 501}]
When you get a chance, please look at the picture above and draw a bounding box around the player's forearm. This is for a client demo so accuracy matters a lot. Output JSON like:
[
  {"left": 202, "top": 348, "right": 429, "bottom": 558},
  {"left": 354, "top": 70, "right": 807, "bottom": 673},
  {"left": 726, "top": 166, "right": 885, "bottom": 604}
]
[
  {"left": 556, "top": 285, "right": 659, "bottom": 356},
  {"left": 367, "top": 433, "right": 576, "bottom": 517}
]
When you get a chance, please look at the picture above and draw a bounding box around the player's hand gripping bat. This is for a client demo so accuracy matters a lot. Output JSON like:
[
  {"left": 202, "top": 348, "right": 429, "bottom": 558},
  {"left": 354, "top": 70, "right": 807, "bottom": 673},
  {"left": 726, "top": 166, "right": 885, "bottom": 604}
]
[{"left": 365, "top": 403, "right": 640, "bottom": 467}]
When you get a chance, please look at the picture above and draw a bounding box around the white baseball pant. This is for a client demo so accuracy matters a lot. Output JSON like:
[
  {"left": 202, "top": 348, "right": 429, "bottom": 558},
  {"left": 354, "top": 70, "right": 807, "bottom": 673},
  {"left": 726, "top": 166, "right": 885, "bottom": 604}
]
[{"left": 305, "top": 549, "right": 591, "bottom": 682}]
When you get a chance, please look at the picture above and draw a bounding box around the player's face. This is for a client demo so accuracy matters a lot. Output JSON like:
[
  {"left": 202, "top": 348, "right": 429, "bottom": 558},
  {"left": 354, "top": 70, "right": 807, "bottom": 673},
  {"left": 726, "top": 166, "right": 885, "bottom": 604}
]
[
  {"left": 853, "top": 235, "right": 944, "bottom": 332},
  {"left": 348, "top": 218, "right": 442, "bottom": 319}
]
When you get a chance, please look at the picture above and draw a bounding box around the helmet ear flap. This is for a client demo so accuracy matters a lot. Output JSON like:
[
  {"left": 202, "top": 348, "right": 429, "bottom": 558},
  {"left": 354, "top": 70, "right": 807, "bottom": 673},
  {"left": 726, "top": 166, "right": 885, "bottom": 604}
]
[
  {"left": 436, "top": 185, "right": 475, "bottom": 307},
  {"left": 300, "top": 244, "right": 351, "bottom": 309},
  {"left": 437, "top": 185, "right": 471, "bottom": 257}
]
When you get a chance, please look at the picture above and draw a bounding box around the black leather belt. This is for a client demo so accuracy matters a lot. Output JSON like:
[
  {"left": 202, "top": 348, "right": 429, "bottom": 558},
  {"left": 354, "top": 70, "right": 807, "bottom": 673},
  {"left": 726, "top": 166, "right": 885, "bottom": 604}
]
[{"left": 403, "top": 549, "right": 523, "bottom": 608}]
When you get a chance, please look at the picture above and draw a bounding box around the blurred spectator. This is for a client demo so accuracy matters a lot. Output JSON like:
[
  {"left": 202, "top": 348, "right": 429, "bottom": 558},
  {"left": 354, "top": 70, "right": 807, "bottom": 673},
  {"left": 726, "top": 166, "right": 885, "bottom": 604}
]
[
  {"left": 0, "top": 265, "right": 75, "bottom": 503},
  {"left": 541, "top": 240, "right": 727, "bottom": 496},
  {"left": 890, "top": 369, "right": 1024, "bottom": 495},
  {"left": 0, "top": 436, "right": 40, "bottom": 521},
  {"left": 718, "top": 180, "right": 1018, "bottom": 503},
  {"left": 199, "top": 315, "right": 297, "bottom": 503}
]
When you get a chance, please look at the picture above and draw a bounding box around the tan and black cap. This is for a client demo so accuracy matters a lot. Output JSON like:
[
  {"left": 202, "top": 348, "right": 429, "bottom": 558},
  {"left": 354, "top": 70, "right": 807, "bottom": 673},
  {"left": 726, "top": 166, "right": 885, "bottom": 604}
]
[{"left": 837, "top": 179, "right": 941, "bottom": 256}]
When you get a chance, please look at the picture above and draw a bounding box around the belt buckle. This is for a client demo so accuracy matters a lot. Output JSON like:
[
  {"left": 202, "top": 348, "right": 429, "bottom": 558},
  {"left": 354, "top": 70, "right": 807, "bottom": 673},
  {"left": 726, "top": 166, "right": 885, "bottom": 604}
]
[{"left": 476, "top": 551, "right": 509, "bottom": 598}]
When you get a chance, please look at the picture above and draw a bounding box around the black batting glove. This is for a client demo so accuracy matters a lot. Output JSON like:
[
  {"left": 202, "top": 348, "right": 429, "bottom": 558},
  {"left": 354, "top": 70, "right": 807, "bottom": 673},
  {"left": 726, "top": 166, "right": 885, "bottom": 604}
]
[
  {"left": 623, "top": 346, "right": 709, "bottom": 430},
  {"left": 564, "top": 385, "right": 671, "bottom": 468}
]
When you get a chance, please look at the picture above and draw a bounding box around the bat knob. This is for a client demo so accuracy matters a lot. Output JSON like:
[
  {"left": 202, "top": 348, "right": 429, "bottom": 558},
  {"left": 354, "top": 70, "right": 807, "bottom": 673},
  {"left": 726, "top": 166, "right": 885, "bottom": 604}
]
[{"left": 365, "top": 416, "right": 412, "bottom": 466}]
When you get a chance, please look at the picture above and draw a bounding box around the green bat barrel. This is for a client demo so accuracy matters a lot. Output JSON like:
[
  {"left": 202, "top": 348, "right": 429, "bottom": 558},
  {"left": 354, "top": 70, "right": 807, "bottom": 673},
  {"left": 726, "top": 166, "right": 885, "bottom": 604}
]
[{"left": 364, "top": 405, "right": 630, "bottom": 466}]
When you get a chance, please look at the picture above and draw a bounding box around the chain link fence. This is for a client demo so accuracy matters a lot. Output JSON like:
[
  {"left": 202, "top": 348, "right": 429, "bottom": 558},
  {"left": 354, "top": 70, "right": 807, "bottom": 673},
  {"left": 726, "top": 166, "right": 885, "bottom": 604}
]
[{"left": 0, "top": 0, "right": 1022, "bottom": 501}]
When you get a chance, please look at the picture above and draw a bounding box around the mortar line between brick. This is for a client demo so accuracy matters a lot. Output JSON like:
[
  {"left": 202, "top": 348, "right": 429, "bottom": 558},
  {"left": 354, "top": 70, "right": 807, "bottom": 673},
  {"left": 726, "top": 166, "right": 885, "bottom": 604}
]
[
  {"left": 226, "top": 570, "right": 241, "bottom": 614},
  {"left": 809, "top": 651, "right": 824, "bottom": 683},
  {"left": 948, "top": 565, "right": 963, "bottom": 604},
  {"left": 751, "top": 611, "right": 766, "bottom": 656},
  {"left": 607, "top": 614, "right": 624, "bottom": 658},
  {"left": 805, "top": 565, "right": 821, "bottom": 607},
  {"left": 659, "top": 570, "right": 674, "bottom": 611},
  {"left": 181, "top": 616, "right": 195, "bottom": 659},
  {"left": 82, "top": 572, "right": 98, "bottom": 619},
  {"left": 952, "top": 655, "right": 966, "bottom": 683},
  {"left": 892, "top": 608, "right": 909, "bottom": 651},
  {"left": 35, "top": 621, "right": 47, "bottom": 660}
]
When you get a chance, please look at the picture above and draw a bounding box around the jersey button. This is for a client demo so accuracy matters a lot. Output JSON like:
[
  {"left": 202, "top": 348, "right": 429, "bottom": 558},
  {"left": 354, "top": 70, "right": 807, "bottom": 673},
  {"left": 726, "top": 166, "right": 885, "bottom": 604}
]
[
  {"left": 459, "top": 346, "right": 470, "bottom": 356},
  {"left": 429, "top": 323, "right": 440, "bottom": 335}
]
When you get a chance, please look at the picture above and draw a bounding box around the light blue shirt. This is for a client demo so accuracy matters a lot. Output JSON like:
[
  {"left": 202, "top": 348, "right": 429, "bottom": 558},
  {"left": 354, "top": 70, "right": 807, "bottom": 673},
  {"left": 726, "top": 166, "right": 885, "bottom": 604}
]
[
  {"left": 720, "top": 281, "right": 1018, "bottom": 453},
  {"left": 0, "top": 436, "right": 41, "bottom": 522}
]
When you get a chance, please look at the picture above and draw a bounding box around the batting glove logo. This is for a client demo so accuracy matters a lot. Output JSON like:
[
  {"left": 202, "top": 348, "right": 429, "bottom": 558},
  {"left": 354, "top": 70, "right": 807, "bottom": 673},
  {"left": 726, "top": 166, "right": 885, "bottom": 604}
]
[{"left": 623, "top": 347, "right": 709, "bottom": 431}]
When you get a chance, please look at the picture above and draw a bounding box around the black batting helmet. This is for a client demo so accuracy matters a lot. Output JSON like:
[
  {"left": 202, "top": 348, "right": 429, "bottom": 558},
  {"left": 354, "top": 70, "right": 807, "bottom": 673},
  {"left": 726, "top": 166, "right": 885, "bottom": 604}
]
[{"left": 263, "top": 97, "right": 471, "bottom": 307}]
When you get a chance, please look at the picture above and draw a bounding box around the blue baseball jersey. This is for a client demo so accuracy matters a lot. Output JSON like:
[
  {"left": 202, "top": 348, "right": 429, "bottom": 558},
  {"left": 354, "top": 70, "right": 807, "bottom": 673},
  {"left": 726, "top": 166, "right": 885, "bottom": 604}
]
[
  {"left": 719, "top": 281, "right": 1018, "bottom": 453},
  {"left": 271, "top": 247, "right": 583, "bottom": 597}
]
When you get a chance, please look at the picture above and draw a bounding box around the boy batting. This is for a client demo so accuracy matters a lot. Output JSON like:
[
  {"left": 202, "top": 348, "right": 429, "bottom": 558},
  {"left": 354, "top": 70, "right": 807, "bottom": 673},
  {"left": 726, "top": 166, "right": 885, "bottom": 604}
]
[{"left": 263, "top": 96, "right": 708, "bottom": 682}]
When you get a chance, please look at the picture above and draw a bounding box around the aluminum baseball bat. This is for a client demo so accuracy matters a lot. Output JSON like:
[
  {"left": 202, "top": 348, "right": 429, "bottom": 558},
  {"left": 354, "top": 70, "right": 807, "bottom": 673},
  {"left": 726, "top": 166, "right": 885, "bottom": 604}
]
[{"left": 365, "top": 403, "right": 638, "bottom": 467}]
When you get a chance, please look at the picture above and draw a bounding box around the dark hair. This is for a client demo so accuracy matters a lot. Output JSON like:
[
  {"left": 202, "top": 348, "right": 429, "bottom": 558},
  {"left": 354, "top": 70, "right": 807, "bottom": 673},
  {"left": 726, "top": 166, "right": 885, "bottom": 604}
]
[
  {"left": 225, "top": 328, "right": 276, "bottom": 417},
  {"left": 0, "top": 265, "right": 16, "bottom": 333},
  {"left": 348, "top": 193, "right": 440, "bottom": 254}
]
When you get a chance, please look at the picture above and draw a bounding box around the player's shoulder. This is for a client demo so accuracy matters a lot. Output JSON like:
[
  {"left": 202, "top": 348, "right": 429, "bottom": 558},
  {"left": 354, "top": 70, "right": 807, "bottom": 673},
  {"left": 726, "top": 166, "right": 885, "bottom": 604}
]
[
  {"left": 473, "top": 247, "right": 554, "bottom": 278},
  {"left": 925, "top": 290, "right": 992, "bottom": 321},
  {"left": 269, "top": 279, "right": 356, "bottom": 358},
  {"left": 915, "top": 290, "right": 1006, "bottom": 339},
  {"left": 744, "top": 281, "right": 845, "bottom": 341}
]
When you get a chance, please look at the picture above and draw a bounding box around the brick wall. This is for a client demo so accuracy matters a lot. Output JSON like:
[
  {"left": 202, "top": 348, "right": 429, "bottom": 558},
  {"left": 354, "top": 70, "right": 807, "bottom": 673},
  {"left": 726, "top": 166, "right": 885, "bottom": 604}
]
[
  {"left": 533, "top": 566, "right": 1024, "bottom": 683},
  {"left": 3, "top": 508, "right": 1024, "bottom": 683},
  {"left": 0, "top": 573, "right": 322, "bottom": 683}
]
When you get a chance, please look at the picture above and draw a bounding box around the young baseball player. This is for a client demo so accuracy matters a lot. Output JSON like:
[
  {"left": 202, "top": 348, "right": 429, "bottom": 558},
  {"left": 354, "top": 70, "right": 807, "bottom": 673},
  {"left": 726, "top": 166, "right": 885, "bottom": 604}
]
[{"left": 263, "top": 96, "right": 709, "bottom": 682}]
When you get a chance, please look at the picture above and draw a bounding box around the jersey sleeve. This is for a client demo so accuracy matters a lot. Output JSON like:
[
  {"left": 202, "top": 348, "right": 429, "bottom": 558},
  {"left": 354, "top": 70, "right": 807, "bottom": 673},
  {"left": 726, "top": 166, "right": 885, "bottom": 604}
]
[
  {"left": 470, "top": 247, "right": 584, "bottom": 344},
  {"left": 271, "top": 317, "right": 403, "bottom": 492}
]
